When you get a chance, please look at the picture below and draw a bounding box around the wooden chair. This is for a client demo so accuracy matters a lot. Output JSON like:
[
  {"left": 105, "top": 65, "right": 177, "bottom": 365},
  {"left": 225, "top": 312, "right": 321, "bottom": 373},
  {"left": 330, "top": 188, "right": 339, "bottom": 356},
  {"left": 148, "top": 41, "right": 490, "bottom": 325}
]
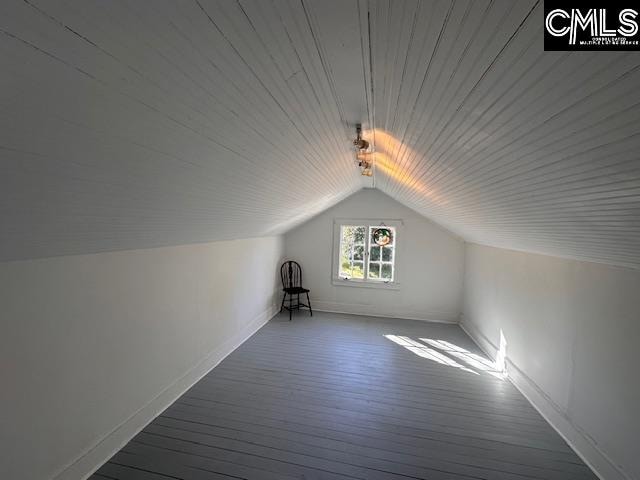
[{"left": 280, "top": 261, "right": 312, "bottom": 321}]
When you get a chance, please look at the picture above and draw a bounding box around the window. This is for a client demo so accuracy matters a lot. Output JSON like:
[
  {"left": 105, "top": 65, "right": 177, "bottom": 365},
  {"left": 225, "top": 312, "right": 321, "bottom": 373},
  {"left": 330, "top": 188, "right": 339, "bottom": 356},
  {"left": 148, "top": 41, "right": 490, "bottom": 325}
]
[{"left": 333, "top": 219, "right": 400, "bottom": 288}]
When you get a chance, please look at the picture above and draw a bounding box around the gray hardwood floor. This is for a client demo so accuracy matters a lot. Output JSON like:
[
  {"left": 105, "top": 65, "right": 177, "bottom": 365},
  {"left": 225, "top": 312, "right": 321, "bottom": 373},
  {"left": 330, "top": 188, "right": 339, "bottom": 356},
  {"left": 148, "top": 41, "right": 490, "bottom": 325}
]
[{"left": 92, "top": 311, "right": 597, "bottom": 480}]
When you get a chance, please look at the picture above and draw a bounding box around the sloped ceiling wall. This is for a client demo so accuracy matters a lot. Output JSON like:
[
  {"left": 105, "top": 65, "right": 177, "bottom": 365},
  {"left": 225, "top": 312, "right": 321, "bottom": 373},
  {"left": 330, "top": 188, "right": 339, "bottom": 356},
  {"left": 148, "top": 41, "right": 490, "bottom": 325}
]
[
  {"left": 1, "top": 0, "right": 639, "bottom": 268},
  {"left": 364, "top": 1, "right": 640, "bottom": 269},
  {"left": 0, "top": 0, "right": 365, "bottom": 260}
]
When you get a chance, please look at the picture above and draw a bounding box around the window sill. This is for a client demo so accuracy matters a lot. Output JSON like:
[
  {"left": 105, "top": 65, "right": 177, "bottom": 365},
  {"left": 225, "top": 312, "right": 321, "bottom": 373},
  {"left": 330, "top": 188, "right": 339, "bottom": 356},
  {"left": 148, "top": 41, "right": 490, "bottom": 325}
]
[{"left": 331, "top": 278, "right": 400, "bottom": 290}]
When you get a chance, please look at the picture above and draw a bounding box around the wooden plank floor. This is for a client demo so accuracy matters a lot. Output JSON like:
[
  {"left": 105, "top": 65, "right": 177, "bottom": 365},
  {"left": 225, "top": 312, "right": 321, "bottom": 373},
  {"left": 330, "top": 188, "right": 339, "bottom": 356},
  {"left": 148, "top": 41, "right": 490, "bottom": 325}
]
[{"left": 92, "top": 312, "right": 597, "bottom": 480}]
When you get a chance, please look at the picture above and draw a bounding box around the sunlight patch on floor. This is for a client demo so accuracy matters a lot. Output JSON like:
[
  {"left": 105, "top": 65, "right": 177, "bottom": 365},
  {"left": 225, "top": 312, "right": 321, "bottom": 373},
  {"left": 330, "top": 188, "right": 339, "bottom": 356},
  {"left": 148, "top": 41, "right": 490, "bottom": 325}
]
[
  {"left": 385, "top": 334, "right": 506, "bottom": 379},
  {"left": 421, "top": 338, "right": 506, "bottom": 379},
  {"left": 384, "top": 335, "right": 478, "bottom": 375}
]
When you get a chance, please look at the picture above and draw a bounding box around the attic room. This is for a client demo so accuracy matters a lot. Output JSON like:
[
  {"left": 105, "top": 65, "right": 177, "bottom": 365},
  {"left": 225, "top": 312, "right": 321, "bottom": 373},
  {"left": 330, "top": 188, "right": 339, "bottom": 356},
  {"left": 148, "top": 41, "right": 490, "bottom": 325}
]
[{"left": 1, "top": 1, "right": 639, "bottom": 479}]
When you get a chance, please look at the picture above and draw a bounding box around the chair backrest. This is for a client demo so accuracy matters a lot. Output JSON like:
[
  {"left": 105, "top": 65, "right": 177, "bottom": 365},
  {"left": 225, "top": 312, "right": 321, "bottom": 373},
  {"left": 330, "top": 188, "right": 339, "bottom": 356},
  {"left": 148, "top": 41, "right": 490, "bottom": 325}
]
[{"left": 281, "top": 261, "right": 302, "bottom": 289}]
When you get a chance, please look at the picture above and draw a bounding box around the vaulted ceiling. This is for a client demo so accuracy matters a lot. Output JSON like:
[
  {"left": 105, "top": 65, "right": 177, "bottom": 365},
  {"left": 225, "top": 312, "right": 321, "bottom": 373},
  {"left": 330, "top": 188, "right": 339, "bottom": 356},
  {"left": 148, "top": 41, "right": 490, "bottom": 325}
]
[{"left": 2, "top": 0, "right": 639, "bottom": 268}]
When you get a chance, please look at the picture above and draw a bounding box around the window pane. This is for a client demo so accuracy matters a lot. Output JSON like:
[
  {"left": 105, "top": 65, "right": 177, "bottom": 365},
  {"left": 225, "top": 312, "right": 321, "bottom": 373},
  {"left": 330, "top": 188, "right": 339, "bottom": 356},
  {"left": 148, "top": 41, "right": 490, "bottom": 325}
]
[
  {"left": 339, "top": 227, "right": 352, "bottom": 259},
  {"left": 351, "top": 262, "right": 364, "bottom": 279},
  {"left": 368, "top": 262, "right": 380, "bottom": 279},
  {"left": 340, "top": 260, "right": 351, "bottom": 275},
  {"left": 382, "top": 246, "right": 393, "bottom": 261},
  {"left": 381, "top": 263, "right": 393, "bottom": 281},
  {"left": 339, "top": 244, "right": 351, "bottom": 277},
  {"left": 370, "top": 246, "right": 380, "bottom": 261},
  {"left": 371, "top": 226, "right": 394, "bottom": 246},
  {"left": 353, "top": 245, "right": 364, "bottom": 261},
  {"left": 342, "top": 226, "right": 366, "bottom": 245}
]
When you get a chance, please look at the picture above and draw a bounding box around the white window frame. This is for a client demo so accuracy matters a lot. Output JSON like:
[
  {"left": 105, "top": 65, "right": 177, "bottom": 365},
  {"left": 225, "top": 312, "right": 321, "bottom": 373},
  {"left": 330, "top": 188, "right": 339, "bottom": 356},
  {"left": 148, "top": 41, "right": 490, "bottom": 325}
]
[{"left": 331, "top": 218, "right": 402, "bottom": 290}]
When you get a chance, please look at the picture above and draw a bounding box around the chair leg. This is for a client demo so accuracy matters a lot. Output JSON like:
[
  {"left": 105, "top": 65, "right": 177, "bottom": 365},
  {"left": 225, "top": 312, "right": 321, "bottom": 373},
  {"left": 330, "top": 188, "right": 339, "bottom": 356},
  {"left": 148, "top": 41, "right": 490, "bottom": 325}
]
[
  {"left": 280, "top": 292, "right": 286, "bottom": 312},
  {"left": 306, "top": 292, "right": 313, "bottom": 316},
  {"left": 289, "top": 294, "right": 292, "bottom": 321}
]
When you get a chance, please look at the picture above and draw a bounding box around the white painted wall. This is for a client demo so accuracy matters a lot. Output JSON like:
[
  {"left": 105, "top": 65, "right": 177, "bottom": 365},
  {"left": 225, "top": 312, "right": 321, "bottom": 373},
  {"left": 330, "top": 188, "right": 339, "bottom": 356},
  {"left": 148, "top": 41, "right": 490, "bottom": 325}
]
[
  {"left": 284, "top": 189, "right": 465, "bottom": 322},
  {"left": 0, "top": 236, "right": 284, "bottom": 480},
  {"left": 462, "top": 243, "right": 640, "bottom": 480}
]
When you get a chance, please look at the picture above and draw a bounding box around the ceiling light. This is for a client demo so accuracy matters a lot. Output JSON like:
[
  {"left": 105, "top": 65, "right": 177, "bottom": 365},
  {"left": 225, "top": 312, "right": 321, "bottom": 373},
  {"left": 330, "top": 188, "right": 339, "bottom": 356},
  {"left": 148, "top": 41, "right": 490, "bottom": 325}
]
[
  {"left": 353, "top": 124, "right": 369, "bottom": 151},
  {"left": 353, "top": 124, "right": 373, "bottom": 177}
]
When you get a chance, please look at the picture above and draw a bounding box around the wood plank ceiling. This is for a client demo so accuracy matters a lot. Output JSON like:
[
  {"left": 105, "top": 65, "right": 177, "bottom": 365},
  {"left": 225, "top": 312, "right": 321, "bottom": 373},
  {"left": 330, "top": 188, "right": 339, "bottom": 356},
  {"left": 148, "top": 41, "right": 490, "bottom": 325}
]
[{"left": 1, "top": 0, "right": 639, "bottom": 268}]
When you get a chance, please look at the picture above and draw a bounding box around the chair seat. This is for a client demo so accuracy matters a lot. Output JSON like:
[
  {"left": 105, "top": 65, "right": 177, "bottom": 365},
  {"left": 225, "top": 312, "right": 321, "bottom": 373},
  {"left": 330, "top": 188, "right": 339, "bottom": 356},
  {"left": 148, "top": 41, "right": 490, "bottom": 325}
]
[{"left": 283, "top": 286, "right": 309, "bottom": 294}]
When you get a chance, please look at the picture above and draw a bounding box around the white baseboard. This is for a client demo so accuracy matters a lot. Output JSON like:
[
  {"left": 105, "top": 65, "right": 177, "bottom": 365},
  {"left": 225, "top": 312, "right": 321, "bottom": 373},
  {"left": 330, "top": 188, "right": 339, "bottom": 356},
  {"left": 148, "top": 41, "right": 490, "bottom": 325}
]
[
  {"left": 53, "top": 303, "right": 280, "bottom": 480},
  {"left": 460, "top": 317, "right": 629, "bottom": 480},
  {"left": 314, "top": 300, "right": 460, "bottom": 324}
]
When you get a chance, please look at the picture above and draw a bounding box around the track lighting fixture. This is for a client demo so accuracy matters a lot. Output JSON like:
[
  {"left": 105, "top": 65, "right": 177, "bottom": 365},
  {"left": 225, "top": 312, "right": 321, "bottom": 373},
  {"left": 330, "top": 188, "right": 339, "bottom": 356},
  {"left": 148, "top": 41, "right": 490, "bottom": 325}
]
[
  {"left": 353, "top": 124, "right": 369, "bottom": 151},
  {"left": 353, "top": 124, "right": 373, "bottom": 177}
]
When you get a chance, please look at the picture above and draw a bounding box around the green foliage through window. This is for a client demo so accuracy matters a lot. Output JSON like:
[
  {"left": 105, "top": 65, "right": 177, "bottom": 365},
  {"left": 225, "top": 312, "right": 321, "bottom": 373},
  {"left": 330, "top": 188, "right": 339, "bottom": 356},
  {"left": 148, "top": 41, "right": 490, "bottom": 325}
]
[{"left": 339, "top": 226, "right": 366, "bottom": 279}]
